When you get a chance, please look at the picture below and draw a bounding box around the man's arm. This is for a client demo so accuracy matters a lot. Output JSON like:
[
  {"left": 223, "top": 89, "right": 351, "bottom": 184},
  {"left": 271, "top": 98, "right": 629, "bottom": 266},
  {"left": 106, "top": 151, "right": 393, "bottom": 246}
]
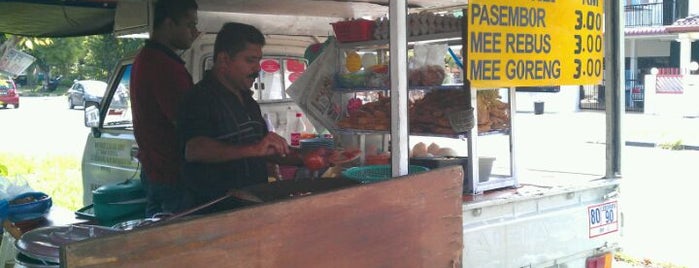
[{"left": 185, "top": 132, "right": 290, "bottom": 163}]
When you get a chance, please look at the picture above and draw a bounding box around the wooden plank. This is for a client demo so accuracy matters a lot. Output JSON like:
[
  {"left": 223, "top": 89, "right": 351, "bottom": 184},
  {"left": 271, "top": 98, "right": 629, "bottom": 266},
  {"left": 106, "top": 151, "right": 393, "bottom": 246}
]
[{"left": 61, "top": 166, "right": 464, "bottom": 268}]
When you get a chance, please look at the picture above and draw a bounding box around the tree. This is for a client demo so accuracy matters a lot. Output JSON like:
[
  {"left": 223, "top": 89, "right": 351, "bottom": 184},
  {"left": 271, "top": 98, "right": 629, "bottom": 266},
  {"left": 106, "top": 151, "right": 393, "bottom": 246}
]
[
  {"left": 2, "top": 33, "right": 142, "bottom": 89},
  {"left": 1, "top": 34, "right": 55, "bottom": 87},
  {"left": 29, "top": 37, "right": 85, "bottom": 82},
  {"left": 80, "top": 34, "right": 142, "bottom": 81}
]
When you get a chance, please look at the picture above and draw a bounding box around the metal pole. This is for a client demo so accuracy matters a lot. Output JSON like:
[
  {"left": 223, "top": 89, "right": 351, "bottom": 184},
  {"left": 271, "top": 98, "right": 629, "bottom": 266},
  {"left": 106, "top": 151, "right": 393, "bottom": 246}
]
[
  {"left": 606, "top": 0, "right": 624, "bottom": 178},
  {"left": 389, "top": 0, "right": 409, "bottom": 176}
]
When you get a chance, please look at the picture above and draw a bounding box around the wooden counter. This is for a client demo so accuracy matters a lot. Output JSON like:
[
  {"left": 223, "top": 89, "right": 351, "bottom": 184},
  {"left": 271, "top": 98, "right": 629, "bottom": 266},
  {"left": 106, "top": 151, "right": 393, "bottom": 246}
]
[{"left": 62, "top": 166, "right": 465, "bottom": 267}]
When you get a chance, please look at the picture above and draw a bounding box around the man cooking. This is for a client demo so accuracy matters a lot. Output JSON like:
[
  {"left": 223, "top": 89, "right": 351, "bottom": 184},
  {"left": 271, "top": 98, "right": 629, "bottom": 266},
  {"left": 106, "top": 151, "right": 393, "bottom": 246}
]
[{"left": 177, "top": 22, "right": 302, "bottom": 214}]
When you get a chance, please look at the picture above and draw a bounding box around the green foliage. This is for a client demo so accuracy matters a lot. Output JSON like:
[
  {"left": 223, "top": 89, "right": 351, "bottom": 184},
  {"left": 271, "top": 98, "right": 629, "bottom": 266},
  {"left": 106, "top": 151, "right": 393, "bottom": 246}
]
[
  {"left": 0, "top": 163, "right": 8, "bottom": 176},
  {"left": 659, "top": 139, "right": 683, "bottom": 150},
  {"left": 79, "top": 34, "right": 143, "bottom": 81},
  {"left": 615, "top": 252, "right": 688, "bottom": 268},
  {"left": 26, "top": 37, "right": 85, "bottom": 78},
  {"left": 0, "top": 153, "right": 82, "bottom": 211},
  {"left": 2, "top": 34, "right": 143, "bottom": 83}
]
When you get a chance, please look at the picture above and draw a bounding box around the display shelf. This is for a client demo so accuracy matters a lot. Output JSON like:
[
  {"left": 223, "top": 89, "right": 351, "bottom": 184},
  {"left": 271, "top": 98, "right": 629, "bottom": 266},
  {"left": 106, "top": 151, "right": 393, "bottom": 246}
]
[
  {"left": 329, "top": 27, "right": 516, "bottom": 195},
  {"left": 477, "top": 129, "right": 510, "bottom": 136},
  {"left": 335, "top": 127, "right": 510, "bottom": 138},
  {"left": 336, "top": 32, "right": 463, "bottom": 49},
  {"left": 333, "top": 84, "right": 465, "bottom": 92},
  {"left": 468, "top": 176, "right": 519, "bottom": 194},
  {"left": 336, "top": 128, "right": 469, "bottom": 138}
]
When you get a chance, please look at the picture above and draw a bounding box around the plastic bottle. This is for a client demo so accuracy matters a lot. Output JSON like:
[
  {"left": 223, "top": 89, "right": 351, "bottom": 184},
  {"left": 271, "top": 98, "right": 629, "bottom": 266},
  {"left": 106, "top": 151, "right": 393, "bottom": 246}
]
[
  {"left": 290, "top": 112, "right": 306, "bottom": 147},
  {"left": 263, "top": 113, "right": 275, "bottom": 133}
]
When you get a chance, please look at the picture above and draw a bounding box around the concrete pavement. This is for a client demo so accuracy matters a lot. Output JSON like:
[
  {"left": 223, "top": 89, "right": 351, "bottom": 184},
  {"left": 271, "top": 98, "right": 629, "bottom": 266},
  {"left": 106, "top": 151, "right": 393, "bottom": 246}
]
[
  {"left": 516, "top": 110, "right": 699, "bottom": 267},
  {"left": 516, "top": 110, "right": 699, "bottom": 150},
  {"left": 624, "top": 112, "right": 699, "bottom": 150}
]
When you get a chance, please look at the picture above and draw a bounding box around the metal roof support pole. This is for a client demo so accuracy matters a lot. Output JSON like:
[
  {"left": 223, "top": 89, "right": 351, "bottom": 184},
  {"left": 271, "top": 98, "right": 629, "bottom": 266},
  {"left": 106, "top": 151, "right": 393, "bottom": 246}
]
[
  {"left": 389, "top": 0, "right": 409, "bottom": 177},
  {"left": 606, "top": 0, "right": 624, "bottom": 178}
]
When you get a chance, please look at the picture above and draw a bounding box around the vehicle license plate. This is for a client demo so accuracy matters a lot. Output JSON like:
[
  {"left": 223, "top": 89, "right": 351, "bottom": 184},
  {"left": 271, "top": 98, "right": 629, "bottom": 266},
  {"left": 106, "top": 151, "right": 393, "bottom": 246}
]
[{"left": 588, "top": 200, "right": 618, "bottom": 238}]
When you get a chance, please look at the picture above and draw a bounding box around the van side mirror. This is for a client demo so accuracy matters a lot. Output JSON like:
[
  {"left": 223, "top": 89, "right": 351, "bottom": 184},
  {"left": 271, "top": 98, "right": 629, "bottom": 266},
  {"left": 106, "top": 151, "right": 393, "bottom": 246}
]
[{"left": 85, "top": 105, "right": 100, "bottom": 128}]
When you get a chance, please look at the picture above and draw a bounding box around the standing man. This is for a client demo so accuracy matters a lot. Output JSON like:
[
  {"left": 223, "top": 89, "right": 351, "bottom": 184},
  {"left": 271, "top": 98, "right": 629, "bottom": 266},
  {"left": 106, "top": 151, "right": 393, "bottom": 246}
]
[
  {"left": 177, "top": 22, "right": 299, "bottom": 214},
  {"left": 130, "top": 0, "right": 199, "bottom": 217}
]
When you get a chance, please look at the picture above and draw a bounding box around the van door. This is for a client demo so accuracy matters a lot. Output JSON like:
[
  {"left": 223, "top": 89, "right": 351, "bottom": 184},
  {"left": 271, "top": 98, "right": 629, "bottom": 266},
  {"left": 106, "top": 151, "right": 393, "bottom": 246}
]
[{"left": 81, "top": 58, "right": 139, "bottom": 205}]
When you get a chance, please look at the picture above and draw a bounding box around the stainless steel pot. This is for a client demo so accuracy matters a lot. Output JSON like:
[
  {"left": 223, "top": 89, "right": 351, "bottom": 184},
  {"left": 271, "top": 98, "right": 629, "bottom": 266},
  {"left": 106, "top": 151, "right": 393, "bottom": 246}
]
[
  {"left": 14, "top": 225, "right": 122, "bottom": 265},
  {"left": 14, "top": 252, "right": 59, "bottom": 268}
]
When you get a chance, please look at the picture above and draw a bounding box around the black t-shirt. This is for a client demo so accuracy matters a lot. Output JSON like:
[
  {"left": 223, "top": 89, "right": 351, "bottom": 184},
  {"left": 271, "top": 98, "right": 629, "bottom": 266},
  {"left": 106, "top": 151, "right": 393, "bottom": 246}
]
[{"left": 178, "top": 73, "right": 269, "bottom": 207}]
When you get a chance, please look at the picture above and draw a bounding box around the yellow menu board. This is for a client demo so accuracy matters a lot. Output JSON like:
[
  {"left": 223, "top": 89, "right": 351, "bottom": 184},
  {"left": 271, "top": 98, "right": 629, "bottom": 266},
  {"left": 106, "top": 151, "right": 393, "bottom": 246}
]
[{"left": 466, "top": 0, "right": 604, "bottom": 88}]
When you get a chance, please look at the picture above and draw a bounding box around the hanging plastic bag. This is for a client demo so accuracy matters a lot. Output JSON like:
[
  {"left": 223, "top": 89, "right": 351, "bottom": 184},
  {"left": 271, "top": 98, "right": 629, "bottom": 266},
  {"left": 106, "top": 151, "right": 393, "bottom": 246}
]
[
  {"left": 0, "top": 176, "right": 36, "bottom": 223},
  {"left": 0, "top": 176, "right": 34, "bottom": 201},
  {"left": 409, "top": 43, "right": 447, "bottom": 86}
]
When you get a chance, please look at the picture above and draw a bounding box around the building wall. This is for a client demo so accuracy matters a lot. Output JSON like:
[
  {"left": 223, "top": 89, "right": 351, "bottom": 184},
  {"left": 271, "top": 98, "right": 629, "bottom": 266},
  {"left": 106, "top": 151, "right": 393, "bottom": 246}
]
[
  {"left": 626, "top": 39, "right": 671, "bottom": 57},
  {"left": 643, "top": 74, "right": 699, "bottom": 116},
  {"left": 689, "top": 0, "right": 698, "bottom": 15},
  {"left": 515, "top": 86, "right": 580, "bottom": 114}
]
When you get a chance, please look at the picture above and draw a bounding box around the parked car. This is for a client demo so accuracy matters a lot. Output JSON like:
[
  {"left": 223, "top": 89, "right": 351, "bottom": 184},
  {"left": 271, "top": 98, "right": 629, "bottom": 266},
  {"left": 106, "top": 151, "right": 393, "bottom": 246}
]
[
  {"left": 0, "top": 75, "right": 20, "bottom": 109},
  {"left": 67, "top": 80, "right": 108, "bottom": 109}
]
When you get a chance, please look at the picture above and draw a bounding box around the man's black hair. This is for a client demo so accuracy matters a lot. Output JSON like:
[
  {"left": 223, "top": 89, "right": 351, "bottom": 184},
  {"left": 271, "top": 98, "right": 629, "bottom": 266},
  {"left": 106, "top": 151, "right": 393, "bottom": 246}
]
[
  {"left": 153, "top": 0, "right": 198, "bottom": 29},
  {"left": 214, "top": 22, "right": 266, "bottom": 62}
]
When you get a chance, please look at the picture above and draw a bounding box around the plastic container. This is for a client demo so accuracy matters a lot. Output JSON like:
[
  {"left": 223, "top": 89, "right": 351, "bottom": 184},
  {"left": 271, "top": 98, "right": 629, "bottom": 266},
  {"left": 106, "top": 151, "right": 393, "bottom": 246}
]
[
  {"left": 478, "top": 157, "right": 496, "bottom": 182},
  {"left": 84, "top": 179, "right": 147, "bottom": 225},
  {"left": 278, "top": 165, "right": 299, "bottom": 181},
  {"left": 341, "top": 165, "right": 429, "bottom": 184},
  {"left": 290, "top": 112, "right": 306, "bottom": 147},
  {"left": 410, "top": 156, "right": 496, "bottom": 184},
  {"left": 263, "top": 113, "right": 275, "bottom": 132},
  {"left": 534, "top": 101, "right": 545, "bottom": 115},
  {"left": 331, "top": 19, "right": 375, "bottom": 43},
  {"left": 7, "top": 192, "right": 52, "bottom": 222}
]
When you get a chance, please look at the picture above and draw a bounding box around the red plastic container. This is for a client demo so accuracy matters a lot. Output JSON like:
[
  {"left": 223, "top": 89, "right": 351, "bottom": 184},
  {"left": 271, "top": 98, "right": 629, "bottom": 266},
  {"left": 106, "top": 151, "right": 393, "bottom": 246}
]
[
  {"left": 279, "top": 165, "right": 299, "bottom": 180},
  {"left": 331, "top": 19, "right": 375, "bottom": 43}
]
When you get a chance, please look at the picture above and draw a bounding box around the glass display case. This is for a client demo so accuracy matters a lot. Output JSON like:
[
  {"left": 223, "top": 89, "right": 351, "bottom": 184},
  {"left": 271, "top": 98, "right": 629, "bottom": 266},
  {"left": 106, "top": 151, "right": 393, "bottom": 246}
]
[{"left": 325, "top": 27, "right": 518, "bottom": 194}]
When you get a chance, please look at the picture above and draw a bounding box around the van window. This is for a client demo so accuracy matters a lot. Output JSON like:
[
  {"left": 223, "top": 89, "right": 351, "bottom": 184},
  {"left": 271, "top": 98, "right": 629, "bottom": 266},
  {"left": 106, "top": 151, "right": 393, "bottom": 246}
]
[
  {"left": 103, "top": 64, "right": 133, "bottom": 129},
  {"left": 203, "top": 56, "right": 307, "bottom": 102}
]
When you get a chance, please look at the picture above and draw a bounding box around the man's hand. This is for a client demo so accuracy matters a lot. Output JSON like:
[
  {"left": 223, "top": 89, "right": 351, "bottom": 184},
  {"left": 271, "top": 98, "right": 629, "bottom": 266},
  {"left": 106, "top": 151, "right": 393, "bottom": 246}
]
[{"left": 258, "top": 132, "right": 290, "bottom": 157}]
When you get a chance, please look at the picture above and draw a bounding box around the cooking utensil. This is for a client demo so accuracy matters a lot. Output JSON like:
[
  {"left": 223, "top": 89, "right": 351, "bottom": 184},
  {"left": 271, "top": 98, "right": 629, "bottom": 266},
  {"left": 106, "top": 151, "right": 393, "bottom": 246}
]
[
  {"left": 228, "top": 189, "right": 264, "bottom": 203},
  {"left": 15, "top": 225, "right": 121, "bottom": 263},
  {"left": 74, "top": 179, "right": 146, "bottom": 226},
  {"left": 158, "top": 189, "right": 263, "bottom": 223}
]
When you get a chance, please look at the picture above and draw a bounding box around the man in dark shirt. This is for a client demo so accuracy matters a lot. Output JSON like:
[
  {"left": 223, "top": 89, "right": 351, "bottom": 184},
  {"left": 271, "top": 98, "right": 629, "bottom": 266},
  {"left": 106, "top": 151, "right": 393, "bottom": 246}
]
[
  {"left": 130, "top": 0, "right": 199, "bottom": 217},
  {"left": 178, "top": 22, "right": 298, "bottom": 213}
]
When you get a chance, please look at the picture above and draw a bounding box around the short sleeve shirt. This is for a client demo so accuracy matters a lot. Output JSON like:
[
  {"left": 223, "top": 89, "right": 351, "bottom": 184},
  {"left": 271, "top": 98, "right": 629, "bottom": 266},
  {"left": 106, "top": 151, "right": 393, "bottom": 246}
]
[
  {"left": 130, "top": 40, "right": 193, "bottom": 184},
  {"left": 178, "top": 73, "right": 269, "bottom": 204}
]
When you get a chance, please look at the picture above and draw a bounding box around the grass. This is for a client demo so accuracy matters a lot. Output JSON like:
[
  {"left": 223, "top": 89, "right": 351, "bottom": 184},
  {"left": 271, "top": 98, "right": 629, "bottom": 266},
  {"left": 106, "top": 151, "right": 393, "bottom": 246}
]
[
  {"left": 615, "top": 252, "right": 689, "bottom": 268},
  {"left": 18, "top": 84, "right": 69, "bottom": 96},
  {"left": 658, "top": 139, "right": 684, "bottom": 150},
  {"left": 0, "top": 153, "right": 83, "bottom": 211}
]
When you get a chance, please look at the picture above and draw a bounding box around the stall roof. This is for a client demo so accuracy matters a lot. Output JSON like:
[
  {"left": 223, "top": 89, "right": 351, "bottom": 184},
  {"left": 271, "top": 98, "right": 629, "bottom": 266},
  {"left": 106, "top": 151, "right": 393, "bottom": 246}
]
[
  {"left": 0, "top": 0, "right": 116, "bottom": 37},
  {"left": 0, "top": 0, "right": 466, "bottom": 37}
]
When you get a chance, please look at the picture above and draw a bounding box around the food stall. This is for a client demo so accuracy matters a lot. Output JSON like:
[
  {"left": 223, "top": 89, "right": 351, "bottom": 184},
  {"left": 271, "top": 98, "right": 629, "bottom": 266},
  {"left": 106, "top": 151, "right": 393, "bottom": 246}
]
[{"left": 0, "top": 0, "right": 624, "bottom": 267}]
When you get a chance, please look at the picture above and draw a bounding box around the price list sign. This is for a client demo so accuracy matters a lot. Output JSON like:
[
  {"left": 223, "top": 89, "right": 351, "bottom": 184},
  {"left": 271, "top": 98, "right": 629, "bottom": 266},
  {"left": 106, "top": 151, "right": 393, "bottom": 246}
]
[{"left": 466, "top": 0, "right": 604, "bottom": 88}]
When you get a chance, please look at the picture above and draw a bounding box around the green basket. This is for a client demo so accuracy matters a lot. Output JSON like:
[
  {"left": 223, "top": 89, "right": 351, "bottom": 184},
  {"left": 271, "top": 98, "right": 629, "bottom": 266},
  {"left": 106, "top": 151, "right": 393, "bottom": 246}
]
[{"left": 342, "top": 165, "right": 430, "bottom": 183}]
